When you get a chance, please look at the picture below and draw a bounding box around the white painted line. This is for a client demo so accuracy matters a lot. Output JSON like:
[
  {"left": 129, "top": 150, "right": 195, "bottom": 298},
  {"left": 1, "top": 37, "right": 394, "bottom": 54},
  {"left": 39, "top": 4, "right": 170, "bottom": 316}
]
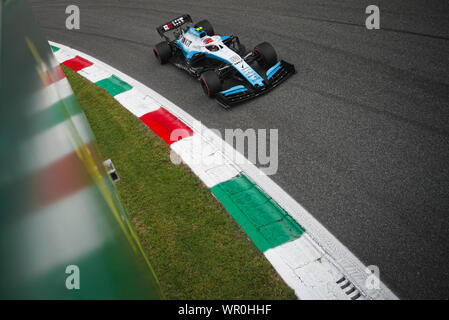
[
  {"left": 114, "top": 88, "right": 161, "bottom": 118},
  {"left": 272, "top": 235, "right": 324, "bottom": 270},
  {"left": 265, "top": 234, "right": 367, "bottom": 300},
  {"left": 50, "top": 41, "right": 398, "bottom": 300},
  {"left": 78, "top": 64, "right": 112, "bottom": 83},
  {"left": 171, "top": 135, "right": 240, "bottom": 188},
  {"left": 53, "top": 48, "right": 77, "bottom": 64}
]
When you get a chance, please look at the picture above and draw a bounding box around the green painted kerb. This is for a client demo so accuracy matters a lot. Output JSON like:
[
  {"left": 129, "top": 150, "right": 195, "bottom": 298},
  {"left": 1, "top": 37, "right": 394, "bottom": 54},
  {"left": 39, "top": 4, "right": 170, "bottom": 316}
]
[
  {"left": 211, "top": 174, "right": 305, "bottom": 252},
  {"left": 96, "top": 75, "right": 132, "bottom": 96},
  {"left": 50, "top": 45, "right": 60, "bottom": 52}
]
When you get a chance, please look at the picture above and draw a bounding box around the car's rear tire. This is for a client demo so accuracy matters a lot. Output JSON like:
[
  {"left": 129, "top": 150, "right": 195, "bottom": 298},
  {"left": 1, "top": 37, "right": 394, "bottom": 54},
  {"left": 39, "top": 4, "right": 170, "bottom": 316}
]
[
  {"left": 200, "top": 71, "right": 221, "bottom": 97},
  {"left": 194, "top": 19, "right": 214, "bottom": 36},
  {"left": 253, "top": 42, "right": 277, "bottom": 70},
  {"left": 153, "top": 42, "right": 172, "bottom": 64}
]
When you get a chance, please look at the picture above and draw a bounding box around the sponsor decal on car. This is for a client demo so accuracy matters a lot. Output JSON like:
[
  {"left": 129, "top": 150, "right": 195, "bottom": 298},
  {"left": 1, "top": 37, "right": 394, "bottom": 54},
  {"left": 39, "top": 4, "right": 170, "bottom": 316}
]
[{"left": 163, "top": 16, "right": 185, "bottom": 31}]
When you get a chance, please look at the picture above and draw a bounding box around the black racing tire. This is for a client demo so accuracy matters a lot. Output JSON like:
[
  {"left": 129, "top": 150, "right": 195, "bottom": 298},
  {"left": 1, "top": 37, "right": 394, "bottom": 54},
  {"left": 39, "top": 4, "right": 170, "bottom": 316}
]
[
  {"left": 200, "top": 71, "right": 221, "bottom": 97},
  {"left": 253, "top": 42, "right": 278, "bottom": 70},
  {"left": 153, "top": 42, "right": 172, "bottom": 64},
  {"left": 194, "top": 19, "right": 214, "bottom": 36}
]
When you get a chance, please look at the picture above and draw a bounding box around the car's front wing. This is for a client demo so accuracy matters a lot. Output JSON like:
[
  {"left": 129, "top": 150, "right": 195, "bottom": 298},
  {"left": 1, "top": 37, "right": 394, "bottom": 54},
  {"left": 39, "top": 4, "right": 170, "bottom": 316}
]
[{"left": 215, "top": 60, "right": 296, "bottom": 108}]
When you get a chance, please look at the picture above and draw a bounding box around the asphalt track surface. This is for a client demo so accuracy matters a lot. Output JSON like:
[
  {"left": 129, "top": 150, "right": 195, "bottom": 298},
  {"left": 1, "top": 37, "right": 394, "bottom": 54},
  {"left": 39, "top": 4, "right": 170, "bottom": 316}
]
[{"left": 30, "top": 0, "right": 449, "bottom": 299}]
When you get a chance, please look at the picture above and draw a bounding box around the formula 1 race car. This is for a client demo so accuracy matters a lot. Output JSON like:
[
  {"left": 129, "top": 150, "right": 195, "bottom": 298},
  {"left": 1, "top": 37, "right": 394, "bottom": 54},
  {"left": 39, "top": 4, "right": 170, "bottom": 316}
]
[{"left": 153, "top": 14, "right": 295, "bottom": 108}]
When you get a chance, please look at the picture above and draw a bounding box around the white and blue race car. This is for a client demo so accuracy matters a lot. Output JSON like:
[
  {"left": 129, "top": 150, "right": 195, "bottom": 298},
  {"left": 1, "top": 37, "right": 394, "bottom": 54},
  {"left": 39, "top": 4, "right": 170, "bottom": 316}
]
[{"left": 153, "top": 14, "right": 295, "bottom": 108}]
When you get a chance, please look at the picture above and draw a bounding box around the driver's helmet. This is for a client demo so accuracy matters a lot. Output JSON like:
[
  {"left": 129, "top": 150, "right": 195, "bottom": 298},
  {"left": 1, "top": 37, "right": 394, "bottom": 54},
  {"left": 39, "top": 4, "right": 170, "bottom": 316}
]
[
  {"left": 206, "top": 45, "right": 219, "bottom": 52},
  {"left": 203, "top": 37, "right": 214, "bottom": 45}
]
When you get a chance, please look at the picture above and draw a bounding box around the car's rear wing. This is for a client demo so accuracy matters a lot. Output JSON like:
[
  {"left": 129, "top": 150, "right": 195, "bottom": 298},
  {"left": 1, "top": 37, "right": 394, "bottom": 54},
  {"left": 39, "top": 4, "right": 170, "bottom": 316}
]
[{"left": 156, "top": 14, "right": 193, "bottom": 37}]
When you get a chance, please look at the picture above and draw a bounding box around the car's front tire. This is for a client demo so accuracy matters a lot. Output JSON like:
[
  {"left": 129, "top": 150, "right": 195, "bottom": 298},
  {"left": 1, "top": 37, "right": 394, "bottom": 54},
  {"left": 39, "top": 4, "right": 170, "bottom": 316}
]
[
  {"left": 200, "top": 71, "right": 221, "bottom": 97},
  {"left": 194, "top": 19, "right": 214, "bottom": 36},
  {"left": 253, "top": 42, "right": 277, "bottom": 70},
  {"left": 153, "top": 42, "right": 172, "bottom": 64}
]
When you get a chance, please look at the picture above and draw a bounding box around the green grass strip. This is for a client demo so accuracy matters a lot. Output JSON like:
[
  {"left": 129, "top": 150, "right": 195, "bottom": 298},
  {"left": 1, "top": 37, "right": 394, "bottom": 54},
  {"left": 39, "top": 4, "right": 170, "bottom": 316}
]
[
  {"left": 211, "top": 174, "right": 305, "bottom": 252},
  {"left": 62, "top": 65, "right": 296, "bottom": 300},
  {"left": 95, "top": 75, "right": 132, "bottom": 96}
]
